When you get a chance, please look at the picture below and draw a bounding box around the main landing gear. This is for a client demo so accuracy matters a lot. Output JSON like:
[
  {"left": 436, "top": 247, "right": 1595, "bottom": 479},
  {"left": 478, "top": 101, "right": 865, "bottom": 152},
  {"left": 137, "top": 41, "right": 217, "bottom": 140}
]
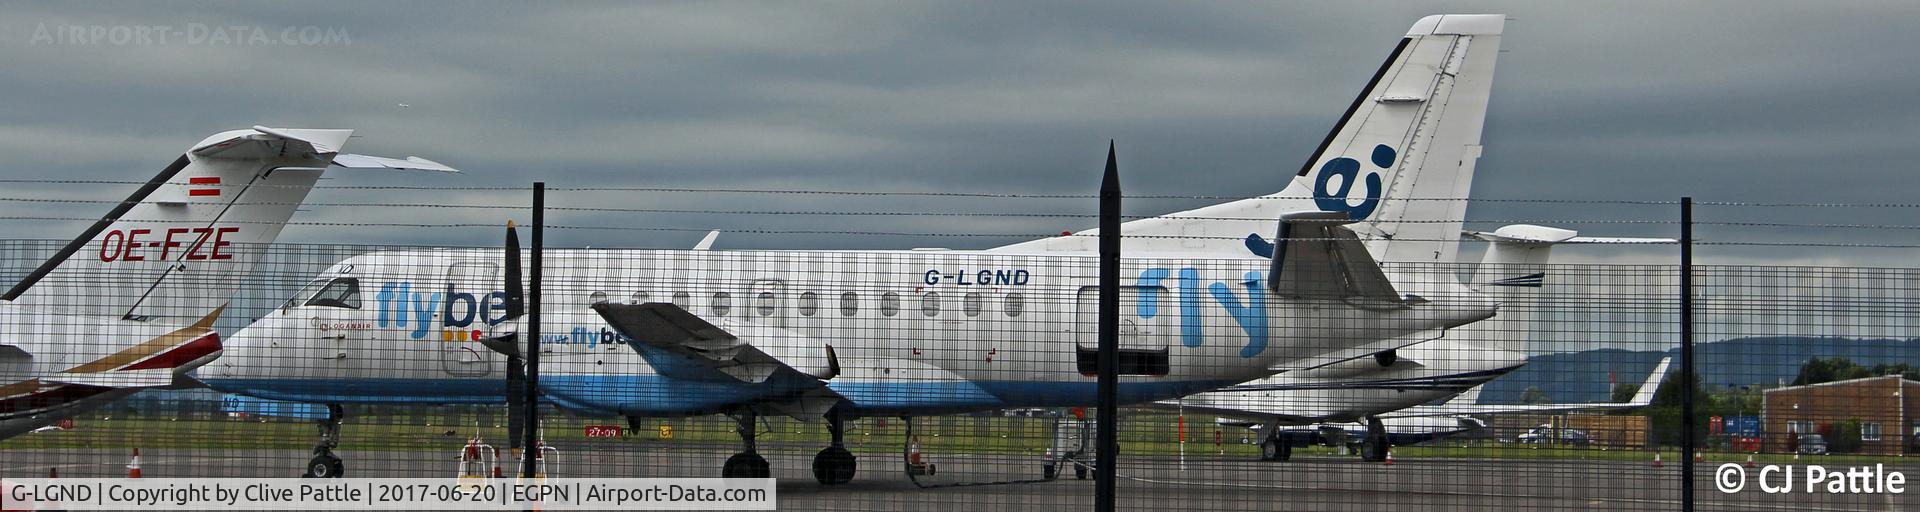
[
  {"left": 1360, "top": 416, "right": 1391, "bottom": 462},
  {"left": 1259, "top": 430, "right": 1293, "bottom": 461},
  {"left": 811, "top": 411, "right": 856, "bottom": 485},
  {"left": 304, "top": 404, "right": 346, "bottom": 478},
  {"left": 721, "top": 411, "right": 771, "bottom": 478}
]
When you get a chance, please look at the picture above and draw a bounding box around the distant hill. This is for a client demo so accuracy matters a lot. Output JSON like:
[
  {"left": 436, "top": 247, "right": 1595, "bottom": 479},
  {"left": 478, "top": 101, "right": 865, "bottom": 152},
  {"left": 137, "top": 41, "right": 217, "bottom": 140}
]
[{"left": 1480, "top": 337, "right": 1920, "bottom": 404}]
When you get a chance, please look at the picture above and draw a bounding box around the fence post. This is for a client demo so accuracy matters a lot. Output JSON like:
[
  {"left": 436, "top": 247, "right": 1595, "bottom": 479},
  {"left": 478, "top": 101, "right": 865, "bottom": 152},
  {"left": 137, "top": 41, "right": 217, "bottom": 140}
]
[
  {"left": 1680, "top": 196, "right": 1695, "bottom": 512},
  {"left": 523, "top": 182, "right": 545, "bottom": 479},
  {"left": 1096, "top": 142, "right": 1120, "bottom": 512}
]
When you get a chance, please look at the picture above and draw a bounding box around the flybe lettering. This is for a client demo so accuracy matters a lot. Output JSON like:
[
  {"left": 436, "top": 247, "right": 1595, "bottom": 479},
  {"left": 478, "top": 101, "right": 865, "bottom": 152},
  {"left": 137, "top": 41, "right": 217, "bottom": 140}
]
[
  {"left": 1312, "top": 144, "right": 1397, "bottom": 220},
  {"left": 372, "top": 282, "right": 432, "bottom": 338},
  {"left": 539, "top": 326, "right": 634, "bottom": 349},
  {"left": 371, "top": 281, "right": 616, "bottom": 345},
  {"left": 922, "top": 269, "right": 1030, "bottom": 286},
  {"left": 1142, "top": 268, "right": 1268, "bottom": 358},
  {"left": 97, "top": 226, "right": 238, "bottom": 262}
]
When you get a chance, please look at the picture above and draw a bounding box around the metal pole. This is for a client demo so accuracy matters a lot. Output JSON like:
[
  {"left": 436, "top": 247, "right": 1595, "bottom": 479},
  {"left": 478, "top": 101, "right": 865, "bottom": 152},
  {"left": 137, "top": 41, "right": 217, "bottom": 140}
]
[
  {"left": 1680, "top": 196, "right": 1695, "bottom": 512},
  {"left": 523, "top": 182, "right": 545, "bottom": 479},
  {"left": 1096, "top": 142, "right": 1120, "bottom": 512}
]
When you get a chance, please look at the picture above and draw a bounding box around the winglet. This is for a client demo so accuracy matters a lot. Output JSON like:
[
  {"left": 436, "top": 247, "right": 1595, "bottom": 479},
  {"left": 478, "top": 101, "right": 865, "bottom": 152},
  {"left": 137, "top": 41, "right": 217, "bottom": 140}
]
[
  {"left": 693, "top": 230, "right": 720, "bottom": 251},
  {"left": 1627, "top": 357, "right": 1674, "bottom": 406}
]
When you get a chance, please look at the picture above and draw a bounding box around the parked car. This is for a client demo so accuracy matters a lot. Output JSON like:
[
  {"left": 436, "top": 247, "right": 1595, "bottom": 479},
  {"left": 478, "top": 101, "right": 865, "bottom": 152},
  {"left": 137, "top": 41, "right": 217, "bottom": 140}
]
[
  {"left": 1517, "top": 425, "right": 1591, "bottom": 446},
  {"left": 1796, "top": 434, "right": 1829, "bottom": 455}
]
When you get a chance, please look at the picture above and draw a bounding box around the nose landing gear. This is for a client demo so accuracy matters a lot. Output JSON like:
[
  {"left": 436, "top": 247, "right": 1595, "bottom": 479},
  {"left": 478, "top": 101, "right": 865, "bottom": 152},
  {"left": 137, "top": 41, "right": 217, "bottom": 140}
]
[{"left": 303, "top": 404, "right": 346, "bottom": 478}]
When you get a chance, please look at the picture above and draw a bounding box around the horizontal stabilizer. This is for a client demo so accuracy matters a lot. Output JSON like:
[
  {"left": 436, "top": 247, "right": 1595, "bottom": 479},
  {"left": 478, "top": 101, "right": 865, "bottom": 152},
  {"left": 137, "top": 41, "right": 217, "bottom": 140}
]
[
  {"left": 330, "top": 154, "right": 461, "bottom": 173},
  {"left": 190, "top": 126, "right": 350, "bottom": 160},
  {"left": 1269, "top": 211, "right": 1403, "bottom": 305}
]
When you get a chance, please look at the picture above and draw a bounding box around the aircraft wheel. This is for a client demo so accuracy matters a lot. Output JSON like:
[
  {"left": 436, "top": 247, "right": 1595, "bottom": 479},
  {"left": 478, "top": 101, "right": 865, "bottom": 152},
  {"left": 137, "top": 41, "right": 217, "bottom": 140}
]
[
  {"left": 1074, "top": 464, "right": 1087, "bottom": 480},
  {"left": 811, "top": 446, "right": 856, "bottom": 485},
  {"left": 723, "top": 452, "right": 771, "bottom": 478},
  {"left": 1260, "top": 439, "right": 1280, "bottom": 461},
  {"left": 1362, "top": 440, "right": 1388, "bottom": 462},
  {"left": 305, "top": 453, "right": 344, "bottom": 478},
  {"left": 1043, "top": 463, "right": 1056, "bottom": 480},
  {"left": 1278, "top": 442, "right": 1293, "bottom": 461}
]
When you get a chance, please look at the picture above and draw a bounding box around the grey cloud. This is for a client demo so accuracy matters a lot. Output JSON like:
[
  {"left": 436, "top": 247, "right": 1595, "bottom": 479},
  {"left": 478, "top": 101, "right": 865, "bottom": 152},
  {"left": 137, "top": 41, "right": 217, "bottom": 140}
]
[{"left": 2, "top": 1, "right": 1917, "bottom": 267}]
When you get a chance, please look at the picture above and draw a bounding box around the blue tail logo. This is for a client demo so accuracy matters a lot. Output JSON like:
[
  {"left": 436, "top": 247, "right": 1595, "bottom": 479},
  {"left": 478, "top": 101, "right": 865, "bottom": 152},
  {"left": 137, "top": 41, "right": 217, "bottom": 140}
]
[{"left": 1312, "top": 144, "right": 1396, "bottom": 220}]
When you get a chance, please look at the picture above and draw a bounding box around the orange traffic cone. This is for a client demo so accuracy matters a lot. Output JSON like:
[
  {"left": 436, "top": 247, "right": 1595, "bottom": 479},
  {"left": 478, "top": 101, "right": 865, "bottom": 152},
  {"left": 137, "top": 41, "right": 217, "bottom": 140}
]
[
  {"left": 1652, "top": 453, "right": 1663, "bottom": 468},
  {"left": 126, "top": 448, "right": 143, "bottom": 478},
  {"left": 49, "top": 467, "right": 57, "bottom": 478},
  {"left": 1382, "top": 450, "right": 1395, "bottom": 465},
  {"left": 1693, "top": 452, "right": 1704, "bottom": 463},
  {"left": 1744, "top": 454, "right": 1757, "bottom": 468}
]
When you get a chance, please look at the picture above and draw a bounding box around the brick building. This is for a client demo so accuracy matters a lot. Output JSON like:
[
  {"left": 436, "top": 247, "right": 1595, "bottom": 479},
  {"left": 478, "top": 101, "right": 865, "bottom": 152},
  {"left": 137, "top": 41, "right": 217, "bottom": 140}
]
[{"left": 1761, "top": 375, "right": 1920, "bottom": 455}]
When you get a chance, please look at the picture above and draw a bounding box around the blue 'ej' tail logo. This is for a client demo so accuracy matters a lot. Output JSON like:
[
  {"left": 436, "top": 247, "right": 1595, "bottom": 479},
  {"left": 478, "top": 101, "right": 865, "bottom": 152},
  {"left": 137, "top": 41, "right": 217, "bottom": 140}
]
[{"left": 1313, "top": 144, "right": 1396, "bottom": 220}]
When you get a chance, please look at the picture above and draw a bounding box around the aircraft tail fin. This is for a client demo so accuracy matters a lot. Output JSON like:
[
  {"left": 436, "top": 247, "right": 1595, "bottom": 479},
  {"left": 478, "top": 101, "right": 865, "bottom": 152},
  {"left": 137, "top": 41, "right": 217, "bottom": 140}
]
[
  {"left": 1, "top": 127, "right": 458, "bottom": 322},
  {"left": 992, "top": 14, "right": 1505, "bottom": 262}
]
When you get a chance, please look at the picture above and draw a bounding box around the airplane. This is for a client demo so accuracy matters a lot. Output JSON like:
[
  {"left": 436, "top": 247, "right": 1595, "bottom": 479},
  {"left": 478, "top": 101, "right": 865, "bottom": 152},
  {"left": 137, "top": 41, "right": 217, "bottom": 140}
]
[
  {"left": 1215, "top": 356, "right": 1673, "bottom": 460},
  {"left": 200, "top": 14, "right": 1511, "bottom": 483},
  {"left": 0, "top": 126, "right": 457, "bottom": 440},
  {"left": 1166, "top": 224, "right": 1676, "bottom": 461}
]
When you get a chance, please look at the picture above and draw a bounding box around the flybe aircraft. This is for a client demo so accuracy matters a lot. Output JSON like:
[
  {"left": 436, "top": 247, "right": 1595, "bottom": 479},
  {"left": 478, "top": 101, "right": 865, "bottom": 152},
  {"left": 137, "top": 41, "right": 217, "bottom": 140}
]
[
  {"left": 202, "top": 14, "right": 1510, "bottom": 483},
  {"left": 0, "top": 126, "right": 456, "bottom": 439},
  {"left": 1167, "top": 224, "right": 1676, "bottom": 461}
]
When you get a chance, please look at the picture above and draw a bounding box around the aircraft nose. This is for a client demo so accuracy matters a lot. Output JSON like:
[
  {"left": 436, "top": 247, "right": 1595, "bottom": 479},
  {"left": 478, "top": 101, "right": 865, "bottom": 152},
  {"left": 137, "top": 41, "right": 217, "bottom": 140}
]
[{"left": 213, "top": 319, "right": 275, "bottom": 377}]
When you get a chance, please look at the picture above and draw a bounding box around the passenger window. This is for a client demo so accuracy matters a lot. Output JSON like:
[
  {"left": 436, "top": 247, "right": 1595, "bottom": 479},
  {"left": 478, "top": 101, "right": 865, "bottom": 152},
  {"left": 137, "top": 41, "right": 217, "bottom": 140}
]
[
  {"left": 712, "top": 292, "right": 733, "bottom": 316},
  {"left": 304, "top": 278, "right": 361, "bottom": 309},
  {"left": 921, "top": 292, "right": 941, "bottom": 317},
  {"left": 798, "top": 292, "right": 819, "bottom": 317},
  {"left": 840, "top": 292, "right": 859, "bottom": 317},
  {"left": 630, "top": 291, "right": 649, "bottom": 304},
  {"left": 1004, "top": 292, "right": 1024, "bottom": 317},
  {"left": 881, "top": 292, "right": 900, "bottom": 317},
  {"left": 671, "top": 291, "right": 690, "bottom": 308},
  {"left": 755, "top": 291, "right": 776, "bottom": 317},
  {"left": 964, "top": 292, "right": 983, "bottom": 317},
  {"left": 589, "top": 291, "right": 609, "bottom": 304}
]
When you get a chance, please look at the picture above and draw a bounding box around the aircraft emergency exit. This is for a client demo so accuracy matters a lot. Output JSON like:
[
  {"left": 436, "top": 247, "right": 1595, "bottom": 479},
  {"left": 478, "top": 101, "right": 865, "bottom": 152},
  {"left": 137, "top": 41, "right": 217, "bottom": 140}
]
[{"left": 0, "top": 126, "right": 457, "bottom": 440}]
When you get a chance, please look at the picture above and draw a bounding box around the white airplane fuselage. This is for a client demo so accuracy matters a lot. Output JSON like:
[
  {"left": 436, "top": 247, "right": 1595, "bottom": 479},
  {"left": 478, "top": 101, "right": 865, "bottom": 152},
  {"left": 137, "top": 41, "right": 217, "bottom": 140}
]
[{"left": 204, "top": 247, "right": 1494, "bottom": 418}]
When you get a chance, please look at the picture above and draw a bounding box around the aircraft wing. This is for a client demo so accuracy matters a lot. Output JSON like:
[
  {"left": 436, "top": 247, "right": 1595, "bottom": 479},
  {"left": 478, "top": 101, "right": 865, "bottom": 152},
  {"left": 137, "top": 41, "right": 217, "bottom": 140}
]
[
  {"left": 1382, "top": 357, "right": 1672, "bottom": 418},
  {"left": 1268, "top": 211, "right": 1404, "bottom": 305},
  {"left": 591, "top": 302, "right": 841, "bottom": 384},
  {"left": 39, "top": 369, "right": 177, "bottom": 388}
]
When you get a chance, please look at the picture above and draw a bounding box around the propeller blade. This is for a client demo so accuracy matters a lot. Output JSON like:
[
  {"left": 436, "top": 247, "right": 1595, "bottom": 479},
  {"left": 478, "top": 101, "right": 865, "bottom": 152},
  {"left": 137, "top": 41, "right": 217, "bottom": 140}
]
[
  {"left": 504, "top": 221, "right": 525, "bottom": 319},
  {"left": 506, "top": 355, "right": 527, "bottom": 451}
]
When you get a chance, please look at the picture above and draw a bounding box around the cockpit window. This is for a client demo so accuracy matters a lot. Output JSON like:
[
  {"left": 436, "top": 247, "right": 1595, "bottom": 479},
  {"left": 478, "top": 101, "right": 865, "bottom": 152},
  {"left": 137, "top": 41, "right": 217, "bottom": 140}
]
[{"left": 304, "top": 278, "right": 362, "bottom": 309}]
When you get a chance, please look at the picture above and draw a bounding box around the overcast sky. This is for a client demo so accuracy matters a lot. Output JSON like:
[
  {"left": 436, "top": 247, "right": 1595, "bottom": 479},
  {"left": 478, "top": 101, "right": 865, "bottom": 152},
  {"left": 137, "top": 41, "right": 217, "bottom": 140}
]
[{"left": 3, "top": 1, "right": 1916, "bottom": 267}]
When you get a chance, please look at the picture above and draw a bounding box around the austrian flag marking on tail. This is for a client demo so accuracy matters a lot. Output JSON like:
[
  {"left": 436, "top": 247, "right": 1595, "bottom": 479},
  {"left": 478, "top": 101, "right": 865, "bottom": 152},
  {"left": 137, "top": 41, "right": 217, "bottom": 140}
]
[{"left": 188, "top": 176, "right": 221, "bottom": 196}]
